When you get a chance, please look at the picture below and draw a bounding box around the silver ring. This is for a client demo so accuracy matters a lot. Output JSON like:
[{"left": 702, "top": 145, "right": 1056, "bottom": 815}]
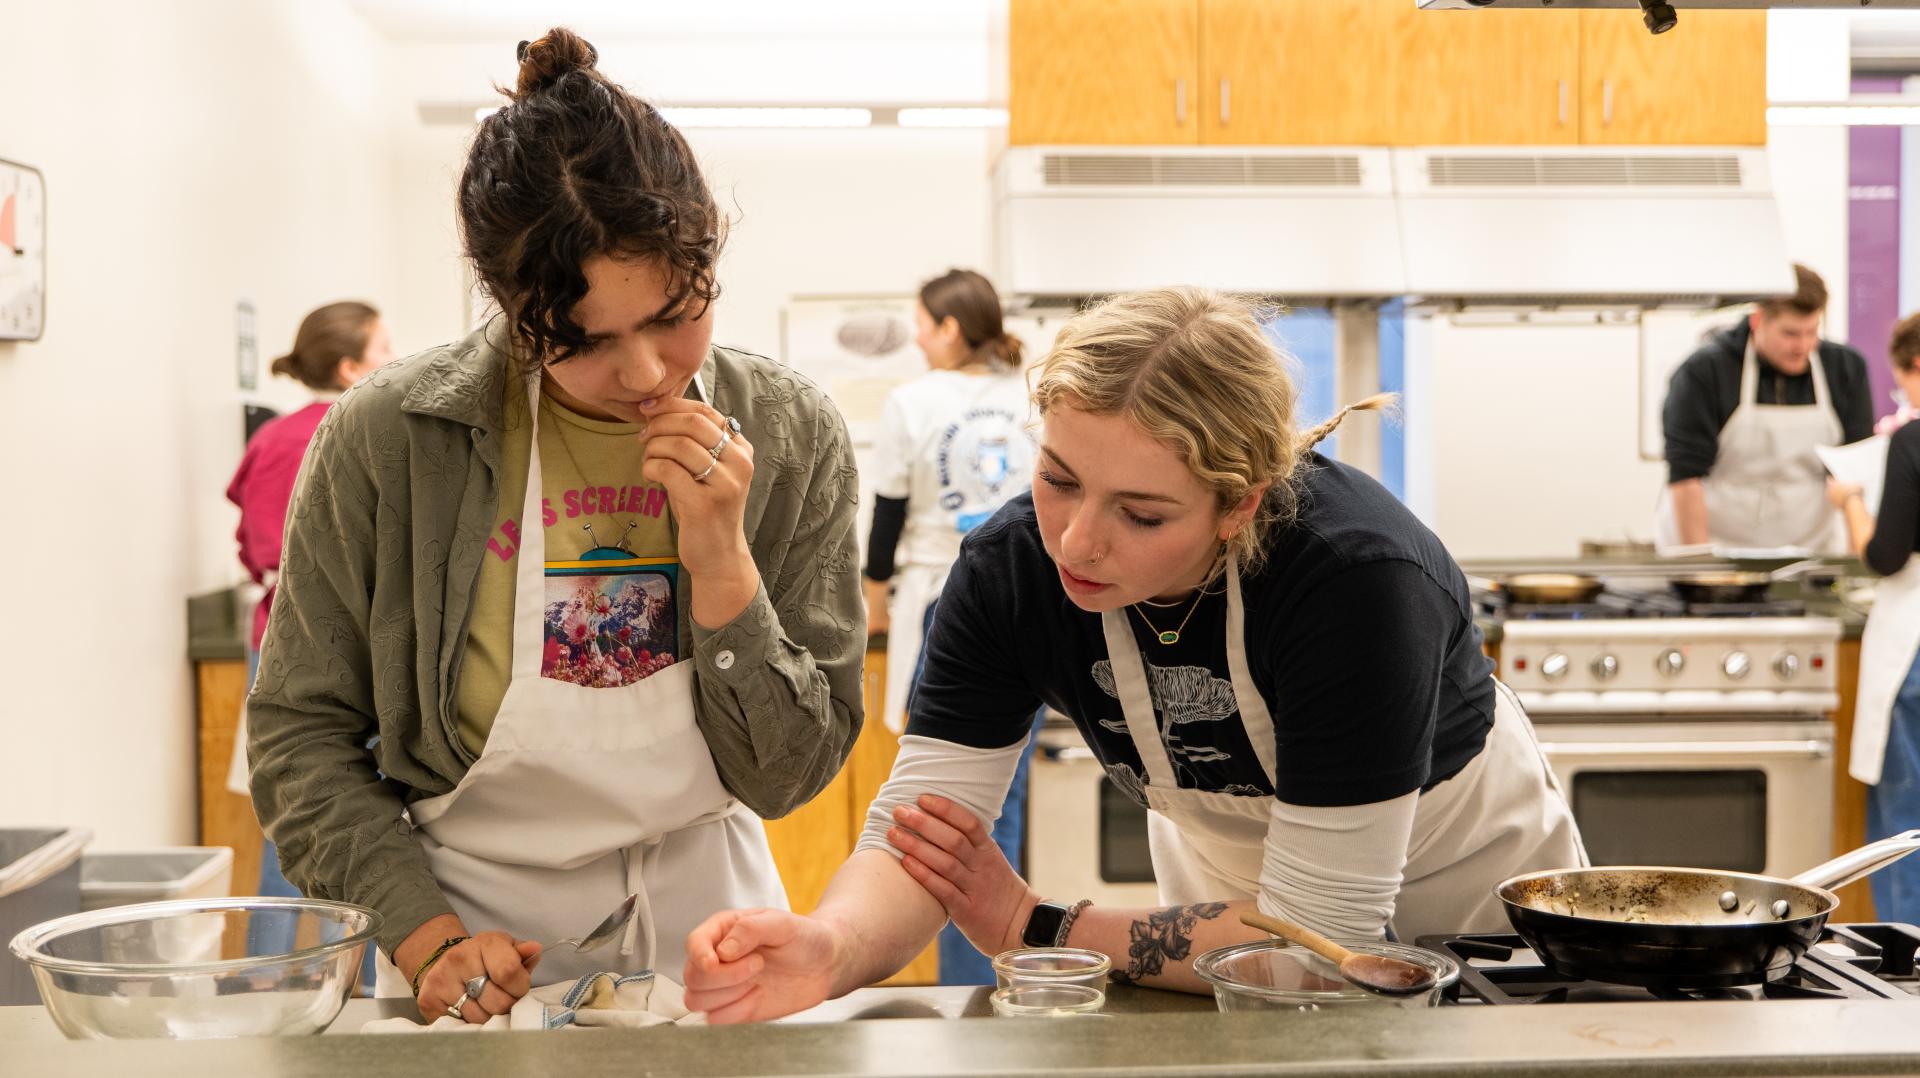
[
  {"left": 694, "top": 459, "right": 718, "bottom": 483},
  {"left": 445, "top": 1001, "right": 465, "bottom": 1021},
  {"left": 708, "top": 430, "right": 733, "bottom": 461}
]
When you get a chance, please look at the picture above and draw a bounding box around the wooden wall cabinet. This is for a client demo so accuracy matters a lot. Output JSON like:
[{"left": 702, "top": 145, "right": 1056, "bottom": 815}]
[
  {"left": 1389, "top": 9, "right": 1583, "bottom": 146},
  {"left": 1010, "top": 0, "right": 1766, "bottom": 148},
  {"left": 1578, "top": 9, "right": 1768, "bottom": 146},
  {"left": 1010, "top": 0, "right": 1200, "bottom": 145}
]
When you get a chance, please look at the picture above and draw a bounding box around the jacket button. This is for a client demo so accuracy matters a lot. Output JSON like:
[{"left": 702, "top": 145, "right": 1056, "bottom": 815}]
[{"left": 715, "top": 650, "right": 736, "bottom": 670}]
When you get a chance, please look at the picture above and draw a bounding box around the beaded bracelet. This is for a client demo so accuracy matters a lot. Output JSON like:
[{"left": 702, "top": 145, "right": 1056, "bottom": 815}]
[
  {"left": 1057, "top": 899, "right": 1093, "bottom": 946},
  {"left": 409, "top": 935, "right": 470, "bottom": 997}
]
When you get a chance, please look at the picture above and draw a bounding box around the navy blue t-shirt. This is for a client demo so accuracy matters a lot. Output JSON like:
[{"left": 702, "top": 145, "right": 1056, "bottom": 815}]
[{"left": 907, "top": 454, "right": 1495, "bottom": 808}]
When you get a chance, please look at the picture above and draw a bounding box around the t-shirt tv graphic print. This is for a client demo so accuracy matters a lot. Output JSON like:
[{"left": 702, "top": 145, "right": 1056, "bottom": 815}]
[
  {"left": 454, "top": 385, "right": 683, "bottom": 757},
  {"left": 541, "top": 551, "right": 678, "bottom": 688}
]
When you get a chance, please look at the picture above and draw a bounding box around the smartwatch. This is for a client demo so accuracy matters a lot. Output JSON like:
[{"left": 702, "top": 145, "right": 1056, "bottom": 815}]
[{"left": 1021, "top": 900, "right": 1071, "bottom": 948}]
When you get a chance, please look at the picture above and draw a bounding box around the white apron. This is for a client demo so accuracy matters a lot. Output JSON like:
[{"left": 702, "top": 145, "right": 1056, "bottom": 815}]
[
  {"left": 880, "top": 563, "right": 948, "bottom": 734},
  {"left": 1658, "top": 335, "right": 1843, "bottom": 551},
  {"left": 374, "top": 374, "right": 788, "bottom": 997},
  {"left": 1853, "top": 554, "right": 1920, "bottom": 786},
  {"left": 1098, "top": 558, "right": 1584, "bottom": 943}
]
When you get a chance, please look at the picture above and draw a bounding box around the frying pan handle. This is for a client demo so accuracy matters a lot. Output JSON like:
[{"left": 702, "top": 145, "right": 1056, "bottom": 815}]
[{"left": 1790, "top": 829, "right": 1920, "bottom": 891}]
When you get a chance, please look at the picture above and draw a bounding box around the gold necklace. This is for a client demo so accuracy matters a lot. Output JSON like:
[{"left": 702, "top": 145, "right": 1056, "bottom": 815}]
[
  {"left": 540, "top": 394, "right": 643, "bottom": 554},
  {"left": 1131, "top": 588, "right": 1209, "bottom": 646}
]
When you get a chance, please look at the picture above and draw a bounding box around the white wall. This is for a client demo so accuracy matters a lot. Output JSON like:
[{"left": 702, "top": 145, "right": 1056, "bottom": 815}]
[
  {"left": 1766, "top": 9, "right": 1855, "bottom": 343},
  {"left": 1409, "top": 317, "right": 1671, "bottom": 560},
  {"left": 0, "top": 1, "right": 406, "bottom": 845}
]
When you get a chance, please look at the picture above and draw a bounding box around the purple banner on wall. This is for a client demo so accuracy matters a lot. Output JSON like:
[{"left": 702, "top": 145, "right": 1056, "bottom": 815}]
[{"left": 1852, "top": 74, "right": 1905, "bottom": 424}]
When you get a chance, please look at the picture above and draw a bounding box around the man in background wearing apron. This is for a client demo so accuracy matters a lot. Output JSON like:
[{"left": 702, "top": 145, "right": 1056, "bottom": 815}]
[{"left": 1659, "top": 264, "right": 1873, "bottom": 552}]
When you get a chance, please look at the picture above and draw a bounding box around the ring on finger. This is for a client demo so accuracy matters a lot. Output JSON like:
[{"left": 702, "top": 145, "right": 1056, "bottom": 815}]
[
  {"left": 445, "top": 1001, "right": 465, "bottom": 1021},
  {"left": 694, "top": 459, "right": 718, "bottom": 483},
  {"left": 708, "top": 430, "right": 733, "bottom": 461}
]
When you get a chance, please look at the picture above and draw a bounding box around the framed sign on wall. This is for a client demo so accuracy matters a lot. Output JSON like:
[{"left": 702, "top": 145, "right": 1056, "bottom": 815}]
[{"left": 0, "top": 158, "right": 46, "bottom": 342}]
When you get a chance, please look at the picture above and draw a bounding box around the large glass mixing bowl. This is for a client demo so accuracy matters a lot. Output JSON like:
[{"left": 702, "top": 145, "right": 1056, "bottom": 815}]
[{"left": 9, "top": 896, "right": 380, "bottom": 1039}]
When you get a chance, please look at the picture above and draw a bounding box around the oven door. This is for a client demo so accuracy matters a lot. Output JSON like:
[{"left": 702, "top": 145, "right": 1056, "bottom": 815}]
[
  {"left": 1534, "top": 719, "right": 1833, "bottom": 878},
  {"left": 1025, "top": 716, "right": 1161, "bottom": 906}
]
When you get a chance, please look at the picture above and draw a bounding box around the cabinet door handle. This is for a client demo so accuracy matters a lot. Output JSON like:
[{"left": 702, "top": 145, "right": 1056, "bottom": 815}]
[
  {"left": 1220, "top": 78, "right": 1231, "bottom": 125},
  {"left": 1603, "top": 79, "right": 1614, "bottom": 125},
  {"left": 1558, "top": 79, "right": 1568, "bottom": 126},
  {"left": 1176, "top": 79, "right": 1187, "bottom": 124}
]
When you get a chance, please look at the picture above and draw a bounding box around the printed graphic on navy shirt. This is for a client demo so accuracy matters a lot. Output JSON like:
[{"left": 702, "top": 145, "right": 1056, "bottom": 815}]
[{"left": 542, "top": 547, "right": 679, "bottom": 687}]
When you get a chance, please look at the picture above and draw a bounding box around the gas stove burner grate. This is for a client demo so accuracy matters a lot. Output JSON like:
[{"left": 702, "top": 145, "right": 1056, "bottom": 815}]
[
  {"left": 1486, "top": 591, "right": 1808, "bottom": 621},
  {"left": 1417, "top": 924, "right": 1920, "bottom": 1004}
]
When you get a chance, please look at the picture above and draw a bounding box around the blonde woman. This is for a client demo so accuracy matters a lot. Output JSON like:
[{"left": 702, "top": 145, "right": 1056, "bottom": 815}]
[{"left": 681, "top": 288, "right": 1584, "bottom": 1021}]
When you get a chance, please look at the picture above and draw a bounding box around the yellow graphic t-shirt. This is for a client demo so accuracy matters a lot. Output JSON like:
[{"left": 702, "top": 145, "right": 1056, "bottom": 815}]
[{"left": 455, "top": 383, "right": 679, "bottom": 756}]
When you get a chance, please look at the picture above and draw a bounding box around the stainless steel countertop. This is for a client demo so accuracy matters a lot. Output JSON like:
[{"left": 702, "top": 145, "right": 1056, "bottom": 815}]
[{"left": 4, "top": 986, "right": 1920, "bottom": 1076}]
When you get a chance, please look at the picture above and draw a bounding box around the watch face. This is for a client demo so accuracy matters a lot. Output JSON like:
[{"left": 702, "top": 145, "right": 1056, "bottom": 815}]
[
  {"left": 0, "top": 159, "right": 46, "bottom": 342},
  {"left": 1022, "top": 901, "right": 1069, "bottom": 948}
]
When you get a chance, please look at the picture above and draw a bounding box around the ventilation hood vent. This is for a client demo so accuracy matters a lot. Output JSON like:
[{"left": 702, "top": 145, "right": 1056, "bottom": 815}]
[
  {"left": 994, "top": 146, "right": 1791, "bottom": 303},
  {"left": 997, "top": 146, "right": 1405, "bottom": 297},
  {"left": 1042, "top": 152, "right": 1366, "bottom": 188},
  {"left": 1424, "top": 153, "right": 1744, "bottom": 188}
]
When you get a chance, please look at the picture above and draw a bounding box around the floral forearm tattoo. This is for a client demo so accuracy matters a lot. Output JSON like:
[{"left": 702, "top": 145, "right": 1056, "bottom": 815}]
[{"left": 1110, "top": 902, "right": 1229, "bottom": 985}]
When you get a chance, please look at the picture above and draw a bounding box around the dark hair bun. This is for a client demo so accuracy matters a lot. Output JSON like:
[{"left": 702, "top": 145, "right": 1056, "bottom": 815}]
[{"left": 513, "top": 28, "right": 598, "bottom": 101}]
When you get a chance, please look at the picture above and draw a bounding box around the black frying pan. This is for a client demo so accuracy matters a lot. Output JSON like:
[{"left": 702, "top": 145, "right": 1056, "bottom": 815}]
[
  {"left": 1497, "top": 830, "right": 1920, "bottom": 990},
  {"left": 1668, "top": 571, "right": 1772, "bottom": 605},
  {"left": 1668, "top": 560, "right": 1825, "bottom": 606}
]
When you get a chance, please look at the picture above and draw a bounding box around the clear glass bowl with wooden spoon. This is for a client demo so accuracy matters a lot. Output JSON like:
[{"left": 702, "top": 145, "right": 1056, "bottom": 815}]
[{"left": 1194, "top": 929, "right": 1458, "bottom": 1012}]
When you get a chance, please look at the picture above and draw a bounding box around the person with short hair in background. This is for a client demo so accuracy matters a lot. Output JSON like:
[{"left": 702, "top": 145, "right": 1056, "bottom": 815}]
[{"left": 1660, "top": 264, "right": 1873, "bottom": 551}]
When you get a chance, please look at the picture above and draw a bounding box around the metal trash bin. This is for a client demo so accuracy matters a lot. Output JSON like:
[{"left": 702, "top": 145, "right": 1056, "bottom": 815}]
[
  {"left": 79, "top": 847, "right": 234, "bottom": 912},
  {"left": 0, "top": 828, "right": 91, "bottom": 1005}
]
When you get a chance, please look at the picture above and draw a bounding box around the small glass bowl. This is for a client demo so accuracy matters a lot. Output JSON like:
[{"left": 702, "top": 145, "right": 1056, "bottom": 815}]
[
  {"left": 989, "top": 982, "right": 1106, "bottom": 1017},
  {"left": 990, "top": 947, "right": 1111, "bottom": 992},
  {"left": 1193, "top": 938, "right": 1458, "bottom": 1012}
]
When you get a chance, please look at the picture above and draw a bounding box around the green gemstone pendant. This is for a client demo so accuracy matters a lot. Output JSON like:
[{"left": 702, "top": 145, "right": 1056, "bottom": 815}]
[{"left": 1157, "top": 631, "right": 1180, "bottom": 645}]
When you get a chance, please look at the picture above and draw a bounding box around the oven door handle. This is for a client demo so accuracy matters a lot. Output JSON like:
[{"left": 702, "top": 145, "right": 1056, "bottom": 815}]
[{"left": 1539, "top": 739, "right": 1831, "bottom": 759}]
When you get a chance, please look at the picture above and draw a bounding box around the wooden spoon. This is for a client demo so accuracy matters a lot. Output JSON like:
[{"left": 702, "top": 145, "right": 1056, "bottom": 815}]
[{"left": 1239, "top": 911, "right": 1436, "bottom": 996}]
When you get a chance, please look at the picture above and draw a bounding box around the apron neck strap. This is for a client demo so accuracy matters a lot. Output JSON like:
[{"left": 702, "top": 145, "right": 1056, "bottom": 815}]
[
  {"left": 1096, "top": 552, "right": 1279, "bottom": 791},
  {"left": 510, "top": 375, "right": 552, "bottom": 680}
]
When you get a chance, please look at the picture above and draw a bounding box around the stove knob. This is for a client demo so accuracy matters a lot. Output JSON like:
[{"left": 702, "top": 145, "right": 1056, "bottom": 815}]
[
  {"left": 1590, "top": 654, "right": 1619, "bottom": 682},
  {"left": 1773, "top": 653, "right": 1800, "bottom": 681},
  {"left": 1656, "top": 648, "right": 1686, "bottom": 678},
  {"left": 1540, "top": 653, "right": 1571, "bottom": 681},
  {"left": 1722, "top": 650, "right": 1752, "bottom": 680}
]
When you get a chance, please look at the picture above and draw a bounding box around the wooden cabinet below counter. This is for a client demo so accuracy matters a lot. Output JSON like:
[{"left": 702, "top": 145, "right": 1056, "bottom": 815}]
[
  {"left": 1831, "top": 638, "right": 1878, "bottom": 921},
  {"left": 195, "top": 658, "right": 262, "bottom": 903}
]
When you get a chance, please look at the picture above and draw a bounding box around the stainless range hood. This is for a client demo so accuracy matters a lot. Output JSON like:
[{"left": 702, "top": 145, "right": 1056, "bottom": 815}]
[
  {"left": 1394, "top": 146, "right": 1793, "bottom": 305},
  {"left": 992, "top": 145, "right": 1793, "bottom": 306}
]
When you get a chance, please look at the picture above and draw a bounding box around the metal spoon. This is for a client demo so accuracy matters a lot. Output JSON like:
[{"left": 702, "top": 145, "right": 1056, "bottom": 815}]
[
  {"left": 459, "top": 893, "right": 641, "bottom": 1009},
  {"left": 1240, "top": 911, "right": 1436, "bottom": 997}
]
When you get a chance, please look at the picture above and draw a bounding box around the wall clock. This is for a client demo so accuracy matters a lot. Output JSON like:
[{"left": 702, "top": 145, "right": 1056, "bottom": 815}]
[{"left": 1, "top": 158, "right": 46, "bottom": 341}]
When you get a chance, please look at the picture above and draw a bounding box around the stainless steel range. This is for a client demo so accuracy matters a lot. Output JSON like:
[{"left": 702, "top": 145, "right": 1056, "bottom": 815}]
[{"left": 1491, "top": 583, "right": 1841, "bottom": 879}]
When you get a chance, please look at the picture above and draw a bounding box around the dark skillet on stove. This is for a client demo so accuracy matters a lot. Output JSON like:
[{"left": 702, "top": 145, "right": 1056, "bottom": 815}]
[
  {"left": 1496, "top": 831, "right": 1920, "bottom": 990},
  {"left": 1668, "top": 571, "right": 1772, "bottom": 605}
]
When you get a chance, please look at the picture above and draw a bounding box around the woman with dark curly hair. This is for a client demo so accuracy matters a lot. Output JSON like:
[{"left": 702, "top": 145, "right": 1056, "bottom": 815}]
[{"left": 247, "top": 28, "right": 864, "bottom": 1024}]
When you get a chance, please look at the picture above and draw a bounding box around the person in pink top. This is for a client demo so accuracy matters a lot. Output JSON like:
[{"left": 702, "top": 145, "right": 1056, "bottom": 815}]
[
  {"left": 227, "top": 300, "right": 394, "bottom": 959},
  {"left": 228, "top": 301, "right": 396, "bottom": 652}
]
